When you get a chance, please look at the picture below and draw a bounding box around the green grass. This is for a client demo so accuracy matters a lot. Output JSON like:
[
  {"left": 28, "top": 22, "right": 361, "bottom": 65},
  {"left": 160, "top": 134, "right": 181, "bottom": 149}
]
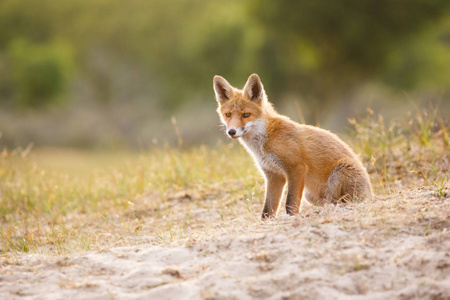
[{"left": 0, "top": 108, "right": 448, "bottom": 256}]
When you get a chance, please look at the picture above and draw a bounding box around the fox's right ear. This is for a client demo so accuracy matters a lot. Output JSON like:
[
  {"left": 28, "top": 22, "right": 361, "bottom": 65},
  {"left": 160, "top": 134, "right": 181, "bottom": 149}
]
[{"left": 213, "top": 75, "right": 233, "bottom": 104}]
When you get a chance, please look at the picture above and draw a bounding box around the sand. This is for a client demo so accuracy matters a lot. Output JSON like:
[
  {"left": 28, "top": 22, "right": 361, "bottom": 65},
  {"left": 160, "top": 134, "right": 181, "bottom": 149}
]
[{"left": 1, "top": 187, "right": 449, "bottom": 300}]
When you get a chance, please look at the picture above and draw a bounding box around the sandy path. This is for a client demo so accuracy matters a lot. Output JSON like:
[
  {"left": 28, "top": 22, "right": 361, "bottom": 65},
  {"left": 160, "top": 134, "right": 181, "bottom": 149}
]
[{"left": 1, "top": 189, "right": 449, "bottom": 300}]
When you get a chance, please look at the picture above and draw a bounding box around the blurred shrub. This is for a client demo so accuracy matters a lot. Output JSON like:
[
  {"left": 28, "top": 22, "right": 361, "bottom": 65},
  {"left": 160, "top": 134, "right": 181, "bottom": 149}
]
[{"left": 7, "top": 39, "right": 74, "bottom": 108}]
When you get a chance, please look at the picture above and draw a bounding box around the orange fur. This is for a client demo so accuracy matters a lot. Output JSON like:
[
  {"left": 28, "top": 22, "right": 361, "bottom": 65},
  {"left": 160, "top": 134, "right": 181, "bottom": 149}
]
[{"left": 213, "top": 74, "right": 373, "bottom": 219}]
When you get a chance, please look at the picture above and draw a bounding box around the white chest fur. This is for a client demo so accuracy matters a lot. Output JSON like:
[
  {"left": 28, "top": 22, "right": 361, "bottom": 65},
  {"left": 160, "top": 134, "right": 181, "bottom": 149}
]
[{"left": 239, "top": 119, "right": 284, "bottom": 175}]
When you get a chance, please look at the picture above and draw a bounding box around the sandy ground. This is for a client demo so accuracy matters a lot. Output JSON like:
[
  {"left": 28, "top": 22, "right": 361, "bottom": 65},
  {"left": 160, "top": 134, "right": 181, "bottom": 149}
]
[{"left": 1, "top": 187, "right": 449, "bottom": 300}]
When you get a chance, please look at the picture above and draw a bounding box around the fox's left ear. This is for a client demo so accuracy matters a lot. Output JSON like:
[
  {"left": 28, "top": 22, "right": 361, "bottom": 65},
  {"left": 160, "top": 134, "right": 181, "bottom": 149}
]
[{"left": 244, "top": 74, "right": 265, "bottom": 102}]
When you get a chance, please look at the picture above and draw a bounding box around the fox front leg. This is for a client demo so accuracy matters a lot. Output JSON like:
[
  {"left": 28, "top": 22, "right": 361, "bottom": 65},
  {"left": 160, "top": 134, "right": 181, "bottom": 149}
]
[
  {"left": 285, "top": 167, "right": 306, "bottom": 215},
  {"left": 261, "top": 170, "right": 286, "bottom": 219}
]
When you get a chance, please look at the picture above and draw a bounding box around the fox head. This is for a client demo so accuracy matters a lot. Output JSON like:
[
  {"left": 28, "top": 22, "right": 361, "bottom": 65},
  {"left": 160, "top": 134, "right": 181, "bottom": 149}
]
[{"left": 213, "top": 74, "right": 268, "bottom": 139}]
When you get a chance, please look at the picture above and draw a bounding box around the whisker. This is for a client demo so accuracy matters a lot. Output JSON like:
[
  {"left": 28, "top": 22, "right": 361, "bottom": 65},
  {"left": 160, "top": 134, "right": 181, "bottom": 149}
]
[{"left": 218, "top": 124, "right": 227, "bottom": 132}]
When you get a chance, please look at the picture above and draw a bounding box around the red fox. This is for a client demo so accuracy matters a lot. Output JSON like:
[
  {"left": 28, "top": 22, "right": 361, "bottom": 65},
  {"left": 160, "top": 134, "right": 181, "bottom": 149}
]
[{"left": 213, "top": 74, "right": 373, "bottom": 219}]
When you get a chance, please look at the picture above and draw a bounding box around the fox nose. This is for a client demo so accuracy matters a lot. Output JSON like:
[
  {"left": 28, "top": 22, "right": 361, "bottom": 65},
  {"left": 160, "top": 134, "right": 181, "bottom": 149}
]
[{"left": 228, "top": 129, "right": 236, "bottom": 137}]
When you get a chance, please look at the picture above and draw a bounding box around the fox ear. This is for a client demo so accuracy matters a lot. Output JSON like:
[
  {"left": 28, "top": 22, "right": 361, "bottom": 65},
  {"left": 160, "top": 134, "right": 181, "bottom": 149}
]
[
  {"left": 244, "top": 74, "right": 265, "bottom": 102},
  {"left": 213, "top": 75, "right": 233, "bottom": 104}
]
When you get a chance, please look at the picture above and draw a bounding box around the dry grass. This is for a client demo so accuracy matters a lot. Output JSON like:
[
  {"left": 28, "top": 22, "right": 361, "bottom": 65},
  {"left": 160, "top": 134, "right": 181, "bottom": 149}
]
[
  {"left": 0, "top": 107, "right": 449, "bottom": 256},
  {"left": 348, "top": 107, "right": 449, "bottom": 195},
  {"left": 0, "top": 143, "right": 262, "bottom": 255}
]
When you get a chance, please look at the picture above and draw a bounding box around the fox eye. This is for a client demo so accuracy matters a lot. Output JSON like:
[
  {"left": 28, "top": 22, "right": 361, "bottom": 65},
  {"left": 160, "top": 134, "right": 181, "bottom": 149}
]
[
  {"left": 243, "top": 113, "right": 250, "bottom": 118},
  {"left": 225, "top": 112, "right": 231, "bottom": 118}
]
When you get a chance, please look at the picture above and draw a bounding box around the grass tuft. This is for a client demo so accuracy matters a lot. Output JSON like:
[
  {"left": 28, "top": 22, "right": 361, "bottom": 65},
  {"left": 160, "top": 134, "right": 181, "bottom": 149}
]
[{"left": 348, "top": 106, "right": 449, "bottom": 195}]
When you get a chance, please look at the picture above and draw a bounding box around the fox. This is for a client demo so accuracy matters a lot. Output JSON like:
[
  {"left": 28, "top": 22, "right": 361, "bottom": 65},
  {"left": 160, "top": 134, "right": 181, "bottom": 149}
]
[{"left": 213, "top": 74, "right": 373, "bottom": 219}]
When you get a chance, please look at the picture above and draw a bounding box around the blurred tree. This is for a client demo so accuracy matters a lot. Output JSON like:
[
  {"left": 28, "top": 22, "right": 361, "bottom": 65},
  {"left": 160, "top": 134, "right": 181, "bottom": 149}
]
[
  {"left": 0, "top": 0, "right": 449, "bottom": 111},
  {"left": 248, "top": 0, "right": 450, "bottom": 103},
  {"left": 381, "top": 17, "right": 450, "bottom": 90},
  {"left": 0, "top": 0, "right": 58, "bottom": 48},
  {"left": 7, "top": 39, "right": 74, "bottom": 108}
]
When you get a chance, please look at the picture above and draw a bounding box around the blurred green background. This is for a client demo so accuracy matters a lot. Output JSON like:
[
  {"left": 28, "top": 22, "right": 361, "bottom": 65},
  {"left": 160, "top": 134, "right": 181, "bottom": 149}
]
[{"left": 0, "top": 0, "right": 449, "bottom": 148}]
